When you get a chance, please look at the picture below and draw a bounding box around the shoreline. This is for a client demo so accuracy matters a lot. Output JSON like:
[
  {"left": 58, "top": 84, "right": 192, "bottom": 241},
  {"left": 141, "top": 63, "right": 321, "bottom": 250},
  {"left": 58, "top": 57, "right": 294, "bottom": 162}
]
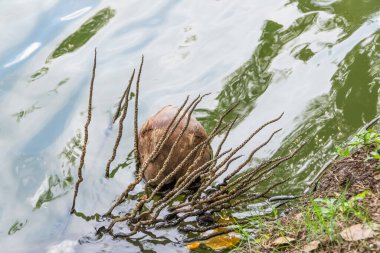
[{"left": 237, "top": 127, "right": 380, "bottom": 252}]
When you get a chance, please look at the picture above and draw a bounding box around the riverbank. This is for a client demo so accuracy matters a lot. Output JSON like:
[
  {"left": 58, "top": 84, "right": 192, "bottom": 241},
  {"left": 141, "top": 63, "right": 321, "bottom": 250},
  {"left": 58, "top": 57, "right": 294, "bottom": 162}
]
[{"left": 236, "top": 129, "right": 380, "bottom": 252}]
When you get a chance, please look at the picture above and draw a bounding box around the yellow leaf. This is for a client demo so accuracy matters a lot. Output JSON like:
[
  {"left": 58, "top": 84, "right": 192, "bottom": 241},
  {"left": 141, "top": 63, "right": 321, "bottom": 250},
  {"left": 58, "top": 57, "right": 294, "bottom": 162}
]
[
  {"left": 186, "top": 242, "right": 200, "bottom": 250},
  {"left": 203, "top": 227, "right": 240, "bottom": 250}
]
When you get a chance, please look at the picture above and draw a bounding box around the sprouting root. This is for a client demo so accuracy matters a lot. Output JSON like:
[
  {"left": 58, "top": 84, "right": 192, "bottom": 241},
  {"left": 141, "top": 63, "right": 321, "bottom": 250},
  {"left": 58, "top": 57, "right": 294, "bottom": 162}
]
[
  {"left": 70, "top": 52, "right": 303, "bottom": 242},
  {"left": 70, "top": 48, "right": 97, "bottom": 214}
]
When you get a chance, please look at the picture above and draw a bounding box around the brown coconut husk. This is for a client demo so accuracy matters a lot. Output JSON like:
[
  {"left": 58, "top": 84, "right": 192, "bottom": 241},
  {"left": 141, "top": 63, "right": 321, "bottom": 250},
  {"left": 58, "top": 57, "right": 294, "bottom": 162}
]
[{"left": 138, "top": 106, "right": 212, "bottom": 188}]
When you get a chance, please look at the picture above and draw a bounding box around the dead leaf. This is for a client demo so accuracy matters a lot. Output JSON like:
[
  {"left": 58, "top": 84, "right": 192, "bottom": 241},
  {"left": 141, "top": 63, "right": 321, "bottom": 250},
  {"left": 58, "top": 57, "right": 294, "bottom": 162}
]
[
  {"left": 371, "top": 223, "right": 380, "bottom": 232},
  {"left": 374, "top": 174, "right": 380, "bottom": 180},
  {"left": 340, "top": 224, "right": 374, "bottom": 241},
  {"left": 295, "top": 213, "right": 303, "bottom": 221},
  {"left": 185, "top": 242, "right": 200, "bottom": 250},
  {"left": 272, "top": 236, "right": 296, "bottom": 246},
  {"left": 203, "top": 227, "right": 240, "bottom": 250},
  {"left": 303, "top": 240, "right": 320, "bottom": 252}
]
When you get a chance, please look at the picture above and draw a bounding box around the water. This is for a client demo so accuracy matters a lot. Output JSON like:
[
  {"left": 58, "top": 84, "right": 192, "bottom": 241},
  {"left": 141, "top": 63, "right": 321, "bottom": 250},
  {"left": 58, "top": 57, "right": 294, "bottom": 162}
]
[{"left": 0, "top": 0, "right": 379, "bottom": 252}]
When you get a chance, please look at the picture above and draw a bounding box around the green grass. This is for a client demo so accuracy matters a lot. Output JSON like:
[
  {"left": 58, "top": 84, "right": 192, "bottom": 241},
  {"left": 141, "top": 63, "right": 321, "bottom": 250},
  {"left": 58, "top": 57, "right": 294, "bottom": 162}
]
[
  {"left": 231, "top": 210, "right": 274, "bottom": 252},
  {"left": 233, "top": 190, "right": 372, "bottom": 252},
  {"left": 336, "top": 129, "right": 380, "bottom": 165},
  {"left": 303, "top": 191, "right": 370, "bottom": 243},
  {"left": 232, "top": 129, "right": 379, "bottom": 252}
]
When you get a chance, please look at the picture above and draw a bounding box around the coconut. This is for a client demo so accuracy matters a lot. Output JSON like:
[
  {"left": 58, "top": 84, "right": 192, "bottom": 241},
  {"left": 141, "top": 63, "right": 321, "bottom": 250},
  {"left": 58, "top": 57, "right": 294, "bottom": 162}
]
[{"left": 138, "top": 106, "right": 211, "bottom": 188}]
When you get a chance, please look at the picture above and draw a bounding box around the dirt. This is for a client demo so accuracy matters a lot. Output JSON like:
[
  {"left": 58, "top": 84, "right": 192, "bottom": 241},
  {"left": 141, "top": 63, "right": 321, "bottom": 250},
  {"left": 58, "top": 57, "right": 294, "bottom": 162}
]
[
  {"left": 315, "top": 146, "right": 380, "bottom": 227},
  {"left": 310, "top": 147, "right": 380, "bottom": 252},
  {"left": 316, "top": 145, "right": 380, "bottom": 199},
  {"left": 243, "top": 145, "right": 380, "bottom": 253}
]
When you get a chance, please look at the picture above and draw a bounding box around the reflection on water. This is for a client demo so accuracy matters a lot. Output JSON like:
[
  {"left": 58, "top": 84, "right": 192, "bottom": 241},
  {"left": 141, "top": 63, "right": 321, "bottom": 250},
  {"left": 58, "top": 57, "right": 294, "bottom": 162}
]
[
  {"left": 28, "top": 131, "right": 81, "bottom": 210},
  {"left": 30, "top": 7, "right": 115, "bottom": 82},
  {"left": 0, "top": 0, "right": 379, "bottom": 252},
  {"left": 292, "top": 0, "right": 380, "bottom": 40},
  {"left": 48, "top": 7, "right": 115, "bottom": 61},
  {"left": 198, "top": 13, "right": 318, "bottom": 132},
  {"left": 4, "top": 42, "right": 41, "bottom": 68},
  {"left": 29, "top": 67, "right": 49, "bottom": 82},
  {"left": 269, "top": 30, "right": 380, "bottom": 194},
  {"left": 32, "top": 174, "right": 72, "bottom": 210},
  {"left": 8, "top": 220, "right": 28, "bottom": 235},
  {"left": 13, "top": 104, "right": 42, "bottom": 122}
]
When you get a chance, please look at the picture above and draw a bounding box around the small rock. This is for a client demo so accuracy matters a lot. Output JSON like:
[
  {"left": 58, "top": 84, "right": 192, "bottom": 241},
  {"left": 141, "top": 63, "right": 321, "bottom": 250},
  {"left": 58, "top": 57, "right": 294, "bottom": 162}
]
[
  {"left": 303, "top": 240, "right": 320, "bottom": 252},
  {"left": 340, "top": 224, "right": 374, "bottom": 241},
  {"left": 272, "top": 236, "right": 296, "bottom": 246}
]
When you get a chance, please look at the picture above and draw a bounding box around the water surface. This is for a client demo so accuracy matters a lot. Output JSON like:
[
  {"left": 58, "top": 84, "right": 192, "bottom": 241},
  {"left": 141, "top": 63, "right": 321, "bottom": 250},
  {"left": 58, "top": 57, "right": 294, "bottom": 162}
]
[{"left": 0, "top": 0, "right": 379, "bottom": 252}]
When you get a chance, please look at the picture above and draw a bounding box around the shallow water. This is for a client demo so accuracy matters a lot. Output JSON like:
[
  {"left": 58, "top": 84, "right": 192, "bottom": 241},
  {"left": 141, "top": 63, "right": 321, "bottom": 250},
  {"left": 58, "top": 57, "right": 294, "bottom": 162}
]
[{"left": 0, "top": 0, "right": 379, "bottom": 252}]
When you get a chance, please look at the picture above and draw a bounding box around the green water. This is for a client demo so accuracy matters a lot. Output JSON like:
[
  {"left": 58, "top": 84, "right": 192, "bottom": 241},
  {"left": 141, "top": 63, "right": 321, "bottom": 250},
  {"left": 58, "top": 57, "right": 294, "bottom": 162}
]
[{"left": 0, "top": 1, "right": 379, "bottom": 252}]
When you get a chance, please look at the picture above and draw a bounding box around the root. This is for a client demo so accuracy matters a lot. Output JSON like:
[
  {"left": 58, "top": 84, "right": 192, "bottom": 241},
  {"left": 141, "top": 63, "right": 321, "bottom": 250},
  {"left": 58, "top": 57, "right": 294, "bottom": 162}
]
[
  {"left": 105, "top": 69, "right": 136, "bottom": 178},
  {"left": 72, "top": 53, "right": 303, "bottom": 245},
  {"left": 134, "top": 55, "right": 144, "bottom": 171},
  {"left": 70, "top": 49, "right": 97, "bottom": 214}
]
